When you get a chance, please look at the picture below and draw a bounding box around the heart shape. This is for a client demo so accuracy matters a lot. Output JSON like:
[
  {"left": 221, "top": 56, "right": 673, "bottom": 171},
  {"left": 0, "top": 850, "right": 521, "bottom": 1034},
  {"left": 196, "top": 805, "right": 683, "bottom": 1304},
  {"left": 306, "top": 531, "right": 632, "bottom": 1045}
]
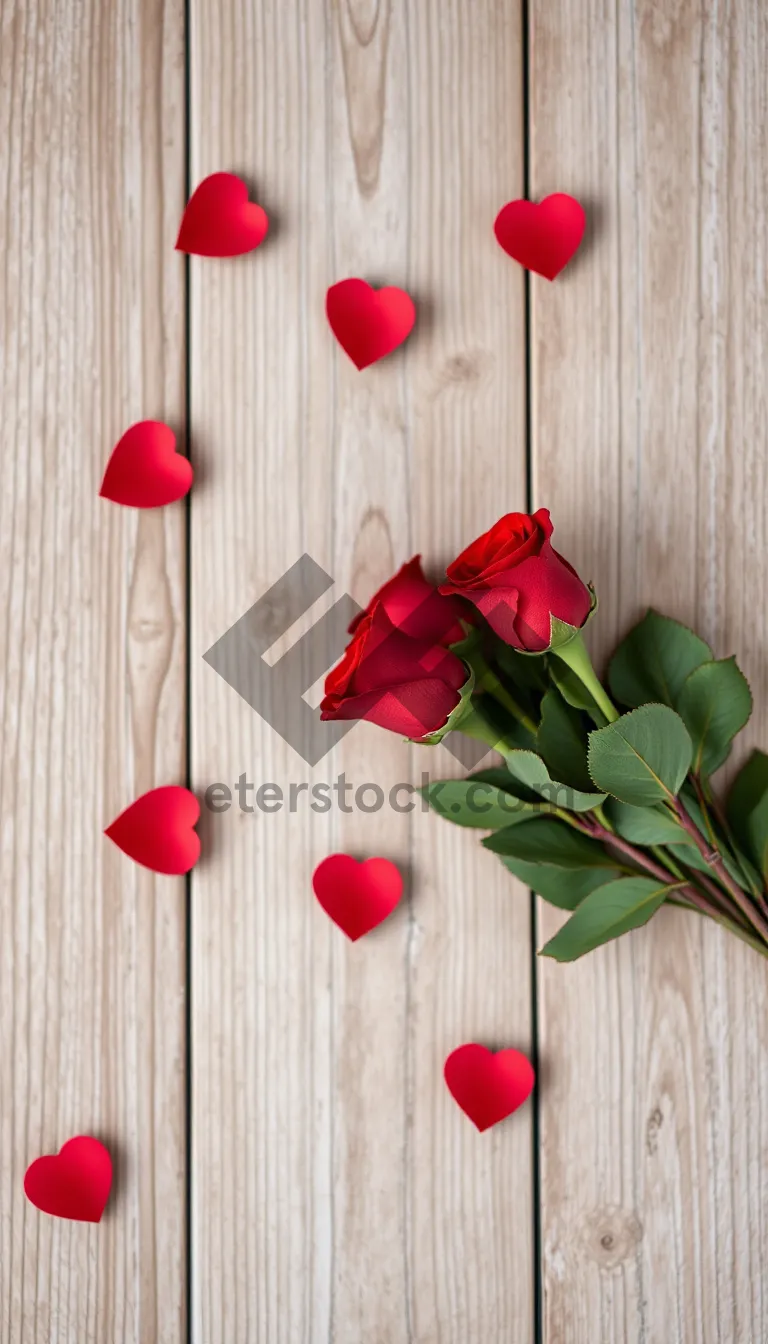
[
  {"left": 176, "top": 173, "right": 269, "bottom": 257},
  {"left": 24, "top": 1137, "right": 112, "bottom": 1222},
  {"left": 444, "top": 1044, "right": 535, "bottom": 1131},
  {"left": 494, "top": 193, "right": 585, "bottom": 280},
  {"left": 99, "top": 421, "right": 192, "bottom": 508},
  {"left": 326, "top": 279, "right": 416, "bottom": 369},
  {"left": 105, "top": 786, "right": 201, "bottom": 875},
  {"left": 312, "top": 854, "right": 403, "bottom": 940}
]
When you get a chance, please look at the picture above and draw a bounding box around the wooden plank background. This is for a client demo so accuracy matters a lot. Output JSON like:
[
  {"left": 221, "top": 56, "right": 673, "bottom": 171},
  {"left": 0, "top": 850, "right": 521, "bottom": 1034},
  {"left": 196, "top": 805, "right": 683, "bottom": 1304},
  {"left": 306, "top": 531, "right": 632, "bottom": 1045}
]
[
  {"left": 188, "top": 3, "right": 531, "bottom": 1341},
  {"left": 2, "top": 1, "right": 768, "bottom": 1340},
  {"left": 531, "top": 2, "right": 768, "bottom": 1341},
  {"left": 0, "top": 0, "right": 187, "bottom": 1341}
]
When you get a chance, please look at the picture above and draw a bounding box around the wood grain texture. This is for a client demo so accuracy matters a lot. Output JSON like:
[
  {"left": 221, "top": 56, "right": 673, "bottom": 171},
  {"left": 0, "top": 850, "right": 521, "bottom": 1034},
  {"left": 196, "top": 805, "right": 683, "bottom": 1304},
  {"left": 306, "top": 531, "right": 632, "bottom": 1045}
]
[
  {"left": 0, "top": 0, "right": 187, "bottom": 1339},
  {"left": 189, "top": 3, "right": 531, "bottom": 1340},
  {"left": 530, "top": 2, "right": 768, "bottom": 1340}
]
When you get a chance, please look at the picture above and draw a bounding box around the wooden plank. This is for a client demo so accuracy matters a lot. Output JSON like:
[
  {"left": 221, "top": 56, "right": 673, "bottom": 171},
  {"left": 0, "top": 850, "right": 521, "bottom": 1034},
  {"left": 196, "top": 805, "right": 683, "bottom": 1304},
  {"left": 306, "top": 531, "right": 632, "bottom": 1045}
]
[
  {"left": 0, "top": 1, "right": 187, "bottom": 1341},
  {"left": 189, "top": 3, "right": 531, "bottom": 1339},
  {"left": 530, "top": 2, "right": 768, "bottom": 1340}
]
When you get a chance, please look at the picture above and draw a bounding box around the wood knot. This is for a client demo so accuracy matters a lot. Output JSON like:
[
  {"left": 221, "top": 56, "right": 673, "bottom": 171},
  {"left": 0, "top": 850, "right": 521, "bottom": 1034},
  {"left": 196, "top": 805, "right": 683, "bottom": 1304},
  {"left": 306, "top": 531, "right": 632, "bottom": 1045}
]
[
  {"left": 344, "top": 0, "right": 382, "bottom": 46},
  {"left": 641, "top": 0, "right": 685, "bottom": 52},
  {"left": 252, "top": 591, "right": 296, "bottom": 643},
  {"left": 128, "top": 616, "right": 168, "bottom": 644},
  {"left": 338, "top": 0, "right": 391, "bottom": 196},
  {"left": 580, "top": 1206, "right": 643, "bottom": 1271},
  {"left": 431, "top": 348, "right": 494, "bottom": 398},
  {"left": 646, "top": 1104, "right": 664, "bottom": 1154},
  {"left": 445, "top": 352, "right": 482, "bottom": 382}
]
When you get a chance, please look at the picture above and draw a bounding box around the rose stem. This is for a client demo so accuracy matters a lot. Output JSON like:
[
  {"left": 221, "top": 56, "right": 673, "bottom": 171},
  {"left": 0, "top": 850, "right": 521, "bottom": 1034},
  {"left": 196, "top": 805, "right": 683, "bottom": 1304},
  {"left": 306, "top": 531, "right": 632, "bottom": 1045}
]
[
  {"left": 471, "top": 653, "right": 538, "bottom": 737},
  {"left": 689, "top": 776, "right": 720, "bottom": 853},
  {"left": 459, "top": 705, "right": 518, "bottom": 755},
  {"left": 590, "top": 807, "right": 764, "bottom": 946},
  {"left": 671, "top": 795, "right": 768, "bottom": 942},
  {"left": 548, "top": 632, "right": 619, "bottom": 724},
  {"left": 578, "top": 813, "right": 752, "bottom": 932},
  {"left": 692, "top": 772, "right": 765, "bottom": 905}
]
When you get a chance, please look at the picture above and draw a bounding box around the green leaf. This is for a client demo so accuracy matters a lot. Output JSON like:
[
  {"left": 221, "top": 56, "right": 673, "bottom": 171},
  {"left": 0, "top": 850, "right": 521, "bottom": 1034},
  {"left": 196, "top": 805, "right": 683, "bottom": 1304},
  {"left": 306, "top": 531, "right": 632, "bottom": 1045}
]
[
  {"left": 547, "top": 659, "right": 608, "bottom": 726},
  {"left": 726, "top": 751, "right": 768, "bottom": 883},
  {"left": 604, "top": 799, "right": 685, "bottom": 845},
  {"left": 540, "top": 876, "right": 675, "bottom": 961},
  {"left": 588, "top": 705, "right": 693, "bottom": 806},
  {"left": 420, "top": 779, "right": 540, "bottom": 829},
  {"left": 503, "top": 749, "right": 606, "bottom": 812},
  {"left": 537, "top": 689, "right": 593, "bottom": 791},
  {"left": 608, "top": 609, "right": 712, "bottom": 709},
  {"left": 483, "top": 817, "right": 616, "bottom": 868},
  {"left": 677, "top": 657, "right": 752, "bottom": 774},
  {"left": 467, "top": 765, "right": 533, "bottom": 792},
  {"left": 467, "top": 766, "right": 555, "bottom": 809},
  {"left": 495, "top": 856, "right": 622, "bottom": 910}
]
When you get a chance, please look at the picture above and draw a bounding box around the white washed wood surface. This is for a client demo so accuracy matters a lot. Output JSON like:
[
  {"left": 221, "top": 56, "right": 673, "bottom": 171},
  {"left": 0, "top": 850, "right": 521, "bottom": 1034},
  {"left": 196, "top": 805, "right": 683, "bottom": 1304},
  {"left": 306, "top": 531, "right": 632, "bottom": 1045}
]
[
  {"left": 188, "top": 2, "right": 531, "bottom": 1341},
  {"left": 7, "top": 0, "right": 768, "bottom": 1339},
  {"left": 0, "top": 1, "right": 187, "bottom": 1341},
  {"left": 531, "top": 2, "right": 768, "bottom": 1341}
]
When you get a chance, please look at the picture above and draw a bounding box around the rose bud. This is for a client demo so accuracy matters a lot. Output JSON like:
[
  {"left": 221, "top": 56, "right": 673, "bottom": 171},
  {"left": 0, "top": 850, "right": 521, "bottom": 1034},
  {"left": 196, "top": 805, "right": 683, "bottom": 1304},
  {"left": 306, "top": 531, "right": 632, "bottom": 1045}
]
[
  {"left": 321, "top": 599, "right": 470, "bottom": 739},
  {"left": 349, "top": 555, "right": 466, "bottom": 647},
  {"left": 439, "top": 508, "right": 592, "bottom": 652}
]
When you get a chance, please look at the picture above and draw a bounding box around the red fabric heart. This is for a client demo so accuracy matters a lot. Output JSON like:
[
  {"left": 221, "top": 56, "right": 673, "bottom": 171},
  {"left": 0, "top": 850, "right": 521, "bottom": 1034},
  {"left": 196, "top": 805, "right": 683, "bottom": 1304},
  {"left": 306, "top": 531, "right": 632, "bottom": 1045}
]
[
  {"left": 99, "top": 421, "right": 192, "bottom": 508},
  {"left": 494, "top": 193, "right": 585, "bottom": 280},
  {"left": 105, "top": 786, "right": 201, "bottom": 875},
  {"left": 444, "top": 1044, "right": 535, "bottom": 1131},
  {"left": 326, "top": 279, "right": 416, "bottom": 369},
  {"left": 176, "top": 173, "right": 269, "bottom": 257},
  {"left": 312, "top": 854, "right": 403, "bottom": 940},
  {"left": 24, "top": 1137, "right": 112, "bottom": 1223}
]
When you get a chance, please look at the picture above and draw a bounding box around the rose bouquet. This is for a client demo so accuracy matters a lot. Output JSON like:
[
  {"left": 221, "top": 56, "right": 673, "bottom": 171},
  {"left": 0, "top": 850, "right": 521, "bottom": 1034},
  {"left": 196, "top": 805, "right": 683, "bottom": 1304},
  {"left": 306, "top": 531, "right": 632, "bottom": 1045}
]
[{"left": 322, "top": 510, "right": 768, "bottom": 962}]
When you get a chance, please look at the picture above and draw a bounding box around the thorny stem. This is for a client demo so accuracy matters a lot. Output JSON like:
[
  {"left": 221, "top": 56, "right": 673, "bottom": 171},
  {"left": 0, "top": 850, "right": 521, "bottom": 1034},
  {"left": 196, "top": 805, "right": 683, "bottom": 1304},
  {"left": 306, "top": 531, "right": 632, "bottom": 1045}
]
[
  {"left": 579, "top": 817, "right": 685, "bottom": 884},
  {"left": 581, "top": 806, "right": 767, "bottom": 954},
  {"left": 583, "top": 755, "right": 766, "bottom": 936},
  {"left": 694, "top": 773, "right": 766, "bottom": 905},
  {"left": 578, "top": 813, "right": 755, "bottom": 936},
  {"left": 662, "top": 856, "right": 745, "bottom": 924},
  {"left": 671, "top": 795, "right": 768, "bottom": 943}
]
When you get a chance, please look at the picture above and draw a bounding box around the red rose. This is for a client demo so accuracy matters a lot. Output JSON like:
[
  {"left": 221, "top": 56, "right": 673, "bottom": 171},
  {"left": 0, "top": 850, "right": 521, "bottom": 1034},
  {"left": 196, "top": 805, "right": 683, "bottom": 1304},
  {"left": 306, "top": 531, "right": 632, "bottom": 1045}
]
[
  {"left": 321, "top": 600, "right": 469, "bottom": 738},
  {"left": 349, "top": 555, "right": 466, "bottom": 647},
  {"left": 440, "top": 508, "right": 591, "bottom": 652}
]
